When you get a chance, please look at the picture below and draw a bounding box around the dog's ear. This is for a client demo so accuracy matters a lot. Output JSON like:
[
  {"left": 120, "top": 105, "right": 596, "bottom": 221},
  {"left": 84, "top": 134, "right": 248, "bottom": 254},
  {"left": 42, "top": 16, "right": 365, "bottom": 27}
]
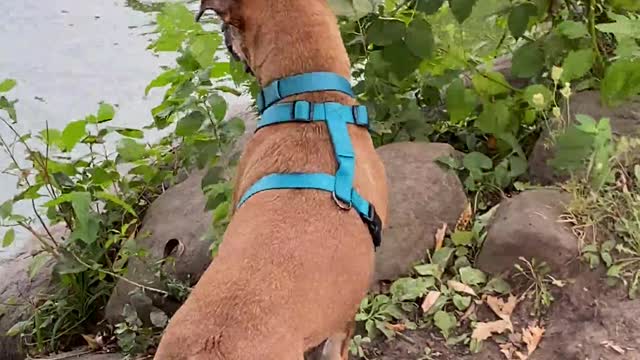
[{"left": 196, "top": 0, "right": 235, "bottom": 23}]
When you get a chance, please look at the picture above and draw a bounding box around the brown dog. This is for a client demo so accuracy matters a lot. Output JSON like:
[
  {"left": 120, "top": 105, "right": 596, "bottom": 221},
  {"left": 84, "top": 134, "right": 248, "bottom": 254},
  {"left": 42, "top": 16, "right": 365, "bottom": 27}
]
[{"left": 154, "top": 1, "right": 388, "bottom": 359}]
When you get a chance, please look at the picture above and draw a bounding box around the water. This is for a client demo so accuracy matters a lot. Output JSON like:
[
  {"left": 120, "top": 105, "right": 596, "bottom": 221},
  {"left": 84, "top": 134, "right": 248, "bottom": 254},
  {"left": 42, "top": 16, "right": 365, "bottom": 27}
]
[{"left": 0, "top": 0, "right": 192, "bottom": 253}]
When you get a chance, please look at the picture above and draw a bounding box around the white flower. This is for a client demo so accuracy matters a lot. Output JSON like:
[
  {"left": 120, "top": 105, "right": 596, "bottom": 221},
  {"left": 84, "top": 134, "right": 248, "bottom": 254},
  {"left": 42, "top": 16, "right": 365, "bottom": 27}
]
[
  {"left": 551, "top": 66, "right": 563, "bottom": 82},
  {"left": 532, "top": 93, "right": 546, "bottom": 109},
  {"left": 552, "top": 107, "right": 562, "bottom": 118},
  {"left": 560, "top": 82, "right": 572, "bottom": 98}
]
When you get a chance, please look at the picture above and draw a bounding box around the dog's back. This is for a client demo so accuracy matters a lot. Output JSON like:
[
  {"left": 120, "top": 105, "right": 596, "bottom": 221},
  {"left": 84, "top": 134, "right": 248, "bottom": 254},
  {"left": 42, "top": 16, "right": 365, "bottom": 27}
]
[{"left": 155, "top": 1, "right": 388, "bottom": 359}]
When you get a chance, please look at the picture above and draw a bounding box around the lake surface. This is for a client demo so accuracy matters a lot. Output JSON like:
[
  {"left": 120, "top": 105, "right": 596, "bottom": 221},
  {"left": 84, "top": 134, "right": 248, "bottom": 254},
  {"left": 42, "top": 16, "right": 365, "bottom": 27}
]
[{"left": 0, "top": 0, "right": 196, "bottom": 253}]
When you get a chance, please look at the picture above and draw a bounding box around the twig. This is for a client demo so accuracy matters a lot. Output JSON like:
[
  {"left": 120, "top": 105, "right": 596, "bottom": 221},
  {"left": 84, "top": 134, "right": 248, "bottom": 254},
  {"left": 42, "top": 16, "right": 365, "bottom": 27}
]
[{"left": 70, "top": 252, "right": 170, "bottom": 296}]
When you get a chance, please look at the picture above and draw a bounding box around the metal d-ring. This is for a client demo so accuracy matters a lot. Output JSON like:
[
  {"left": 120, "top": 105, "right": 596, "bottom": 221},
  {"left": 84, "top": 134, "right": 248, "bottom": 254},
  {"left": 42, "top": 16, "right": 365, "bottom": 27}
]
[{"left": 332, "top": 192, "right": 353, "bottom": 211}]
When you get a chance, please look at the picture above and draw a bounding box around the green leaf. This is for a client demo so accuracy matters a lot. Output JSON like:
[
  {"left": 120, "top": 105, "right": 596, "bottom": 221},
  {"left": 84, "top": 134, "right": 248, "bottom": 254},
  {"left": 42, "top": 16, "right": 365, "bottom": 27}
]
[
  {"left": 437, "top": 248, "right": 458, "bottom": 270},
  {"left": 451, "top": 231, "right": 473, "bottom": 246},
  {"left": 601, "top": 60, "right": 640, "bottom": 106},
  {"left": 40, "top": 129, "right": 62, "bottom": 148},
  {"left": 453, "top": 295, "right": 472, "bottom": 310},
  {"left": 405, "top": 18, "right": 434, "bottom": 59},
  {"left": 463, "top": 152, "right": 493, "bottom": 171},
  {"left": 367, "top": 19, "right": 406, "bottom": 46},
  {"left": 415, "top": 0, "right": 445, "bottom": 14},
  {"left": 561, "top": 49, "right": 594, "bottom": 82},
  {"left": 556, "top": 20, "right": 589, "bottom": 39},
  {"left": 6, "top": 320, "right": 30, "bottom": 337},
  {"left": 95, "top": 192, "right": 137, "bottom": 217},
  {"left": 0, "top": 79, "right": 17, "bottom": 93},
  {"left": 189, "top": 33, "right": 221, "bottom": 68},
  {"left": 61, "top": 120, "right": 87, "bottom": 151},
  {"left": 390, "top": 277, "right": 433, "bottom": 301},
  {"left": 29, "top": 253, "right": 51, "bottom": 280},
  {"left": 0, "top": 200, "right": 13, "bottom": 219},
  {"left": 471, "top": 71, "right": 510, "bottom": 97},
  {"left": 523, "top": 84, "right": 553, "bottom": 109},
  {"left": 352, "top": 0, "right": 377, "bottom": 18},
  {"left": 117, "top": 139, "right": 146, "bottom": 162},
  {"left": 145, "top": 69, "right": 179, "bottom": 95},
  {"left": 511, "top": 42, "right": 544, "bottom": 78},
  {"left": 433, "top": 310, "right": 456, "bottom": 338},
  {"left": 508, "top": 3, "right": 537, "bottom": 39},
  {"left": 176, "top": 111, "right": 206, "bottom": 136},
  {"left": 595, "top": 12, "right": 640, "bottom": 38},
  {"left": 382, "top": 42, "right": 421, "bottom": 80},
  {"left": 2, "top": 229, "right": 15, "bottom": 248},
  {"left": 483, "top": 277, "right": 512, "bottom": 294},
  {"left": 446, "top": 79, "right": 477, "bottom": 123},
  {"left": 327, "top": 0, "right": 356, "bottom": 17},
  {"left": 509, "top": 156, "right": 528, "bottom": 177},
  {"left": 114, "top": 128, "right": 144, "bottom": 139},
  {"left": 207, "top": 94, "right": 228, "bottom": 120},
  {"left": 459, "top": 266, "right": 487, "bottom": 285},
  {"left": 0, "top": 96, "right": 17, "bottom": 122},
  {"left": 449, "top": 0, "right": 477, "bottom": 24},
  {"left": 97, "top": 103, "right": 116, "bottom": 123},
  {"left": 414, "top": 263, "right": 443, "bottom": 278},
  {"left": 475, "top": 100, "right": 510, "bottom": 134}
]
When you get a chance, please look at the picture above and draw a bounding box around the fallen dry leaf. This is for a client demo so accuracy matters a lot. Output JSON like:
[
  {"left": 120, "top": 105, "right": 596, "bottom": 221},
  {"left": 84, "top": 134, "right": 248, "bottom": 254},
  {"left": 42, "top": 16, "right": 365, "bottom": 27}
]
[
  {"left": 522, "top": 324, "right": 545, "bottom": 355},
  {"left": 471, "top": 319, "right": 513, "bottom": 341},
  {"left": 499, "top": 343, "right": 517, "bottom": 360},
  {"left": 81, "top": 334, "right": 100, "bottom": 351},
  {"left": 456, "top": 202, "right": 474, "bottom": 229},
  {"left": 515, "top": 351, "right": 528, "bottom": 360},
  {"left": 486, "top": 294, "right": 518, "bottom": 321},
  {"left": 448, "top": 280, "right": 478, "bottom": 297},
  {"left": 385, "top": 323, "right": 407, "bottom": 332},
  {"left": 460, "top": 302, "right": 476, "bottom": 321},
  {"left": 434, "top": 223, "right": 447, "bottom": 250},
  {"left": 601, "top": 340, "right": 626, "bottom": 355},
  {"left": 421, "top": 291, "right": 441, "bottom": 313}
]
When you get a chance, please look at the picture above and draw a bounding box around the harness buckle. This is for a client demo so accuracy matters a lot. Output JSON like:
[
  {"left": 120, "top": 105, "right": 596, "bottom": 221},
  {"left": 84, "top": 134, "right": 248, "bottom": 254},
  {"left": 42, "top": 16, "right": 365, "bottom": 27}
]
[{"left": 332, "top": 191, "right": 352, "bottom": 211}]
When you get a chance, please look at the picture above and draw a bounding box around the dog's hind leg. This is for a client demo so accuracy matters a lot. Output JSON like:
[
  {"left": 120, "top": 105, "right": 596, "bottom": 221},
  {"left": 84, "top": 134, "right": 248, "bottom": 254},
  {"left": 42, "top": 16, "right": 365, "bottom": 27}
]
[{"left": 318, "top": 321, "right": 355, "bottom": 360}]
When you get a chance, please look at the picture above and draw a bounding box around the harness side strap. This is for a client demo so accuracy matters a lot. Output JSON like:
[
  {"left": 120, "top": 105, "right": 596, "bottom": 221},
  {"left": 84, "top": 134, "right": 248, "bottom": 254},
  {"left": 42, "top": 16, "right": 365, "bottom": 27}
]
[
  {"left": 257, "top": 101, "right": 369, "bottom": 130},
  {"left": 257, "top": 72, "right": 355, "bottom": 113}
]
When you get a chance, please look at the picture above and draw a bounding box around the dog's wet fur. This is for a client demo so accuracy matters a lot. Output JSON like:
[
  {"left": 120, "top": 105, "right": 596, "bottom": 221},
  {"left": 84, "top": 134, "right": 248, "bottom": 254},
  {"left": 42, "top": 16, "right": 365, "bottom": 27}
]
[{"left": 155, "top": 1, "right": 389, "bottom": 359}]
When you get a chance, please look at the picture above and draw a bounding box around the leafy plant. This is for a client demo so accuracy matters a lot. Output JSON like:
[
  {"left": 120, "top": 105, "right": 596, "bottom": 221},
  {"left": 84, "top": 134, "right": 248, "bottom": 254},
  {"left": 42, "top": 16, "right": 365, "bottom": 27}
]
[{"left": 0, "top": 3, "right": 249, "bottom": 356}]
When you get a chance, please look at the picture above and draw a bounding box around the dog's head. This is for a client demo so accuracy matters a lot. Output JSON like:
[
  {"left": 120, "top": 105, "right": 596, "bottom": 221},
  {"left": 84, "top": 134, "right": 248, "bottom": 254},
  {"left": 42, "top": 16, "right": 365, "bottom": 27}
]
[{"left": 197, "top": 0, "right": 253, "bottom": 74}]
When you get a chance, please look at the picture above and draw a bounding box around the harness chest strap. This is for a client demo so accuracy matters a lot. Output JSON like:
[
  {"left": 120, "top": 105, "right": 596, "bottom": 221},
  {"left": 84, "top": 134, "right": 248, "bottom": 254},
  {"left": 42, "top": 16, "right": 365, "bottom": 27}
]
[{"left": 238, "top": 72, "right": 382, "bottom": 248}]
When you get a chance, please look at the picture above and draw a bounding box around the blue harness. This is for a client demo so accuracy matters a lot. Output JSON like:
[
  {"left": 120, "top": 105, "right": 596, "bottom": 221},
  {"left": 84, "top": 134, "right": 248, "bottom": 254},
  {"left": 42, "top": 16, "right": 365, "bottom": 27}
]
[{"left": 236, "top": 72, "right": 382, "bottom": 248}]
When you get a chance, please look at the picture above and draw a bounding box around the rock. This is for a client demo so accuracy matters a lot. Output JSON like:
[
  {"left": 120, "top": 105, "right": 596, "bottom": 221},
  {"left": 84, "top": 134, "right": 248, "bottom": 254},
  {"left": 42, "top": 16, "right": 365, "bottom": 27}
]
[
  {"left": 0, "top": 224, "right": 67, "bottom": 360},
  {"left": 105, "top": 171, "right": 213, "bottom": 325},
  {"left": 105, "top": 97, "right": 257, "bottom": 326},
  {"left": 373, "top": 142, "right": 467, "bottom": 283},
  {"left": 476, "top": 189, "right": 577, "bottom": 274},
  {"left": 528, "top": 91, "right": 640, "bottom": 185}
]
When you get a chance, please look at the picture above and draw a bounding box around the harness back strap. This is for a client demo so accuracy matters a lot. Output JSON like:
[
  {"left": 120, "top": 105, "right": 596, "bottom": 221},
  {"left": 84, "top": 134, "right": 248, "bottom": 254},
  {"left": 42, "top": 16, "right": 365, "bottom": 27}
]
[{"left": 257, "top": 72, "right": 355, "bottom": 113}]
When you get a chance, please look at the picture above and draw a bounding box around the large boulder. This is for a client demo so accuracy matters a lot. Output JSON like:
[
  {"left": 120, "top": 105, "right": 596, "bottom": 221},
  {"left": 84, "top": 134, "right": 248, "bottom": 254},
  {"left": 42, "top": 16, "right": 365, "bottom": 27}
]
[
  {"left": 105, "top": 171, "right": 213, "bottom": 325},
  {"left": 476, "top": 189, "right": 578, "bottom": 274},
  {"left": 105, "top": 97, "right": 257, "bottom": 325},
  {"left": 528, "top": 91, "right": 640, "bottom": 185},
  {"left": 373, "top": 142, "right": 467, "bottom": 283},
  {"left": 0, "top": 224, "right": 67, "bottom": 360}
]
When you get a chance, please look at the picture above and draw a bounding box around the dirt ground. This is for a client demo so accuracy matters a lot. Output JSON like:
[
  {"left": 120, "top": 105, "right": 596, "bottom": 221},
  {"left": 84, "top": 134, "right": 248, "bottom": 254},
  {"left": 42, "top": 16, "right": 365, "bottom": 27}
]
[{"left": 356, "top": 267, "right": 640, "bottom": 360}]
